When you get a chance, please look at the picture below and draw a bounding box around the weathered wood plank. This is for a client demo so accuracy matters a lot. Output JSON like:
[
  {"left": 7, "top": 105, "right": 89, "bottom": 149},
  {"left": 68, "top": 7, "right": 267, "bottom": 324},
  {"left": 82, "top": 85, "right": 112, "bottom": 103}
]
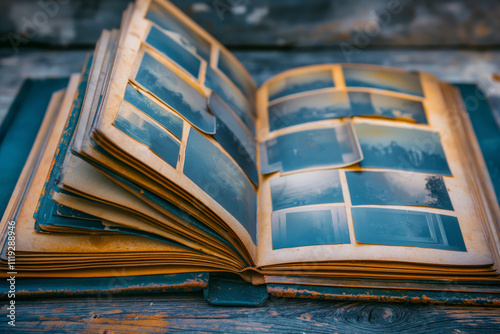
[
  {"left": 2, "top": 292, "right": 500, "bottom": 333},
  {"left": 0, "top": 49, "right": 88, "bottom": 123},
  {"left": 0, "top": 0, "right": 499, "bottom": 50}
]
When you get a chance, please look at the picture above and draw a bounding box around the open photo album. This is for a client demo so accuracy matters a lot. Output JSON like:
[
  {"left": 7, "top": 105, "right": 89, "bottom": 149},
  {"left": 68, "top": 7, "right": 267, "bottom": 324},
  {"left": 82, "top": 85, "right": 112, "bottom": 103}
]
[{"left": 1, "top": 0, "right": 500, "bottom": 294}]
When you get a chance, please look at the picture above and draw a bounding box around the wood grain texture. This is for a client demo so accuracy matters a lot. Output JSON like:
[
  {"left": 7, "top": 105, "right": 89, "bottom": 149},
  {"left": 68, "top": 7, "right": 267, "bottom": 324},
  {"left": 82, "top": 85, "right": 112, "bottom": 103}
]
[
  {"left": 2, "top": 293, "right": 500, "bottom": 333},
  {"left": 0, "top": 0, "right": 499, "bottom": 49}
]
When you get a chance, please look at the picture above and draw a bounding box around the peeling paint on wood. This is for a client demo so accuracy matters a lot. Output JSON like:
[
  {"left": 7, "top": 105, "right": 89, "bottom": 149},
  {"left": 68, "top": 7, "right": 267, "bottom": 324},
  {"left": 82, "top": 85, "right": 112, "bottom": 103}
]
[
  {"left": 267, "top": 285, "right": 500, "bottom": 306},
  {"left": 10, "top": 273, "right": 209, "bottom": 299},
  {"left": 2, "top": 293, "right": 500, "bottom": 332}
]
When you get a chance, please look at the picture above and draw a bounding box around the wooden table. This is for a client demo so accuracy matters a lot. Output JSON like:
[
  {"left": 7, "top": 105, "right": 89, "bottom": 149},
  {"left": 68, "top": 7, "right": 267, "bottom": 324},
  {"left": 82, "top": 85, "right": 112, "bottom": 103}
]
[{"left": 1, "top": 47, "right": 500, "bottom": 333}]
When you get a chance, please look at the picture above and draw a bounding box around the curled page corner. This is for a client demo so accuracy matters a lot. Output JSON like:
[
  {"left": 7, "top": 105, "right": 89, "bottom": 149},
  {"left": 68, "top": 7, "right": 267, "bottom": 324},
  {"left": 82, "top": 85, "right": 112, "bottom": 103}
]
[{"left": 259, "top": 119, "right": 363, "bottom": 175}]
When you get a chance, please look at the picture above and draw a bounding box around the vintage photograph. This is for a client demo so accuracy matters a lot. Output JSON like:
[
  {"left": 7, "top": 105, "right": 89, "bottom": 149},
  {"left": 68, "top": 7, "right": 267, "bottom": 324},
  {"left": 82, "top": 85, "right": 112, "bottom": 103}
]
[
  {"left": 114, "top": 102, "right": 180, "bottom": 168},
  {"left": 270, "top": 169, "right": 343, "bottom": 211},
  {"left": 267, "top": 89, "right": 427, "bottom": 133},
  {"left": 272, "top": 206, "right": 350, "bottom": 249},
  {"left": 354, "top": 123, "right": 452, "bottom": 175},
  {"left": 349, "top": 91, "right": 428, "bottom": 124},
  {"left": 183, "top": 129, "right": 257, "bottom": 244},
  {"left": 268, "top": 69, "right": 335, "bottom": 101},
  {"left": 352, "top": 207, "right": 466, "bottom": 251},
  {"left": 123, "top": 83, "right": 184, "bottom": 140},
  {"left": 268, "top": 90, "right": 350, "bottom": 131},
  {"left": 134, "top": 51, "right": 216, "bottom": 134},
  {"left": 217, "top": 48, "right": 256, "bottom": 105},
  {"left": 145, "top": 0, "right": 211, "bottom": 60},
  {"left": 209, "top": 93, "right": 258, "bottom": 185},
  {"left": 205, "top": 66, "right": 256, "bottom": 137},
  {"left": 145, "top": 25, "right": 202, "bottom": 78},
  {"left": 343, "top": 66, "right": 424, "bottom": 97},
  {"left": 346, "top": 170, "right": 454, "bottom": 210},
  {"left": 260, "top": 122, "right": 362, "bottom": 174}
]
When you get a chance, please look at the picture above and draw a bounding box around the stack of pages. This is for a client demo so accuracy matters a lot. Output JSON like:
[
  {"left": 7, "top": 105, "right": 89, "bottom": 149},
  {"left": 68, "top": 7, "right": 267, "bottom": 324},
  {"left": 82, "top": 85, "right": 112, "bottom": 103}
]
[{"left": 2, "top": 0, "right": 500, "bottom": 292}]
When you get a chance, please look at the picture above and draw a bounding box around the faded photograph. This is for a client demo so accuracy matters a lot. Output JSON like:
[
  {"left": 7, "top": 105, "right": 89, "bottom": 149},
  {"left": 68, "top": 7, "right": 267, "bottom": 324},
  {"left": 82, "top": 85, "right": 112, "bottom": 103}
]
[
  {"left": 272, "top": 207, "right": 350, "bottom": 249},
  {"left": 349, "top": 91, "right": 428, "bottom": 124},
  {"left": 268, "top": 69, "right": 335, "bottom": 101},
  {"left": 209, "top": 93, "right": 258, "bottom": 185},
  {"left": 346, "top": 170, "right": 453, "bottom": 210},
  {"left": 205, "top": 66, "right": 256, "bottom": 137},
  {"left": 352, "top": 207, "right": 466, "bottom": 251},
  {"left": 267, "top": 90, "right": 427, "bottom": 133},
  {"left": 271, "top": 169, "right": 343, "bottom": 211},
  {"left": 343, "top": 67, "right": 424, "bottom": 97},
  {"left": 145, "top": 0, "right": 211, "bottom": 60},
  {"left": 183, "top": 128, "right": 257, "bottom": 244},
  {"left": 114, "top": 103, "right": 180, "bottom": 168},
  {"left": 124, "top": 83, "right": 183, "bottom": 140},
  {"left": 268, "top": 91, "right": 350, "bottom": 131},
  {"left": 145, "top": 25, "right": 202, "bottom": 78},
  {"left": 354, "top": 123, "right": 452, "bottom": 175},
  {"left": 134, "top": 52, "right": 216, "bottom": 134},
  {"left": 260, "top": 122, "right": 362, "bottom": 174},
  {"left": 217, "top": 49, "right": 256, "bottom": 105}
]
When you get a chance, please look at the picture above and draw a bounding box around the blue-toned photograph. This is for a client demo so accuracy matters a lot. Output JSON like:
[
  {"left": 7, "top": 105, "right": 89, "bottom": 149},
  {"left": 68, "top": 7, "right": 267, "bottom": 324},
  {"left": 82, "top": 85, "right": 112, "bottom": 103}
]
[
  {"left": 134, "top": 52, "right": 215, "bottom": 134},
  {"left": 268, "top": 91, "right": 350, "bottom": 131},
  {"left": 145, "top": 0, "right": 211, "bottom": 60},
  {"left": 114, "top": 103, "right": 180, "bottom": 168},
  {"left": 354, "top": 123, "right": 452, "bottom": 175},
  {"left": 268, "top": 69, "right": 335, "bottom": 101},
  {"left": 271, "top": 169, "right": 344, "bottom": 211},
  {"left": 343, "top": 67, "right": 424, "bottom": 97},
  {"left": 217, "top": 49, "right": 256, "bottom": 106},
  {"left": 272, "top": 206, "right": 350, "bottom": 249},
  {"left": 349, "top": 92, "right": 428, "bottom": 124},
  {"left": 346, "top": 170, "right": 453, "bottom": 210},
  {"left": 267, "top": 90, "right": 427, "bottom": 133},
  {"left": 370, "top": 93, "right": 427, "bottom": 124},
  {"left": 260, "top": 123, "right": 362, "bottom": 174},
  {"left": 183, "top": 128, "right": 257, "bottom": 244},
  {"left": 145, "top": 25, "right": 202, "bottom": 78},
  {"left": 123, "top": 83, "right": 183, "bottom": 140},
  {"left": 209, "top": 93, "right": 258, "bottom": 185},
  {"left": 352, "top": 207, "right": 466, "bottom": 251},
  {"left": 205, "top": 66, "right": 255, "bottom": 138}
]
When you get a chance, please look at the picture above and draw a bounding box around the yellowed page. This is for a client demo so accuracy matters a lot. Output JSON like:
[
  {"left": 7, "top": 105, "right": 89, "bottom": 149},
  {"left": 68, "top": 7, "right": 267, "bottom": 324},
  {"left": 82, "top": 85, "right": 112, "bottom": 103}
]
[
  {"left": 255, "top": 64, "right": 494, "bottom": 269},
  {"left": 86, "top": 0, "right": 259, "bottom": 263}
]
